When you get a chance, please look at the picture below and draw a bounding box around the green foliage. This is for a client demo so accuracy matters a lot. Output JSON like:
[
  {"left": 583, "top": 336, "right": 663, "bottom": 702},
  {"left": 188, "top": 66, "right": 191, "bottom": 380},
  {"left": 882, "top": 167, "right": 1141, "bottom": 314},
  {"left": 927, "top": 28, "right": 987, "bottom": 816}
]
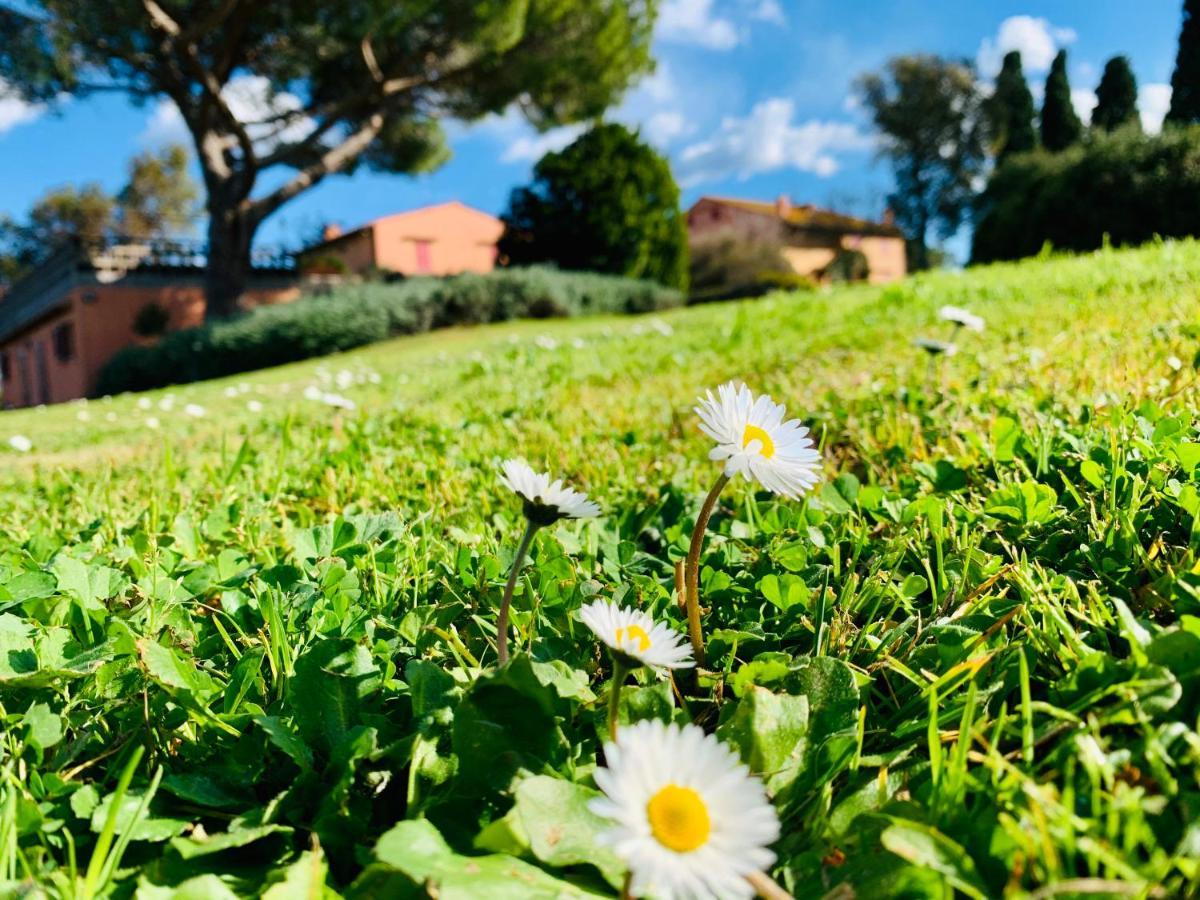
[
  {"left": 972, "top": 126, "right": 1200, "bottom": 262},
  {"left": 5, "top": 241, "right": 1200, "bottom": 895},
  {"left": 823, "top": 247, "right": 870, "bottom": 283},
  {"left": 132, "top": 302, "right": 171, "bottom": 338},
  {"left": 117, "top": 144, "right": 200, "bottom": 238},
  {"left": 1040, "top": 50, "right": 1083, "bottom": 152},
  {"left": 1168, "top": 0, "right": 1200, "bottom": 124},
  {"left": 987, "top": 51, "right": 1038, "bottom": 160},
  {"left": 95, "top": 267, "right": 682, "bottom": 395},
  {"left": 1093, "top": 56, "right": 1141, "bottom": 132},
  {"left": 855, "top": 55, "right": 987, "bottom": 270},
  {"left": 500, "top": 124, "right": 689, "bottom": 291}
]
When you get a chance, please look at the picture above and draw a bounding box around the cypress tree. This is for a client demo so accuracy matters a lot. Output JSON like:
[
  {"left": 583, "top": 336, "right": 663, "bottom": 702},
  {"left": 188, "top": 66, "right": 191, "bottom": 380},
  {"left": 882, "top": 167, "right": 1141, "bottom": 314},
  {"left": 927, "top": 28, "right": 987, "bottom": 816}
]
[
  {"left": 987, "top": 51, "right": 1038, "bottom": 160},
  {"left": 1093, "top": 56, "right": 1141, "bottom": 132},
  {"left": 1041, "top": 50, "right": 1084, "bottom": 151},
  {"left": 1168, "top": 0, "right": 1200, "bottom": 123}
]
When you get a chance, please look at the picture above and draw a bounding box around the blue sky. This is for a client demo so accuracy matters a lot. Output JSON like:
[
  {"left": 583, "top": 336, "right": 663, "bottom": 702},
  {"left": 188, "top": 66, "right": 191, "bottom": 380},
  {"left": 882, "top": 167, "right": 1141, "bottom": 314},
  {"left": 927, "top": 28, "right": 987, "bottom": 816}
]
[{"left": 0, "top": 2, "right": 1185, "bottom": 250}]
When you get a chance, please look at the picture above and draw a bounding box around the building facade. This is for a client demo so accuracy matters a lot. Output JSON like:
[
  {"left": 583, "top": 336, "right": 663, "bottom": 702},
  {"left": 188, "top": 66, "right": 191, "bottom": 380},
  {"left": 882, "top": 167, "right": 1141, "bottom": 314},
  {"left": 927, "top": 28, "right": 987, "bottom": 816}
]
[
  {"left": 0, "top": 241, "right": 298, "bottom": 408},
  {"left": 687, "top": 196, "right": 907, "bottom": 285},
  {"left": 306, "top": 202, "right": 504, "bottom": 278}
]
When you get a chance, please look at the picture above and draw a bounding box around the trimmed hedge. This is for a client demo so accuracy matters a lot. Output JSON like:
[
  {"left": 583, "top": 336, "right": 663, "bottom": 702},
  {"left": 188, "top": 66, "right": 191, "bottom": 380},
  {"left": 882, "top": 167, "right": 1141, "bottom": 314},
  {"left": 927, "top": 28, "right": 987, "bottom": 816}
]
[
  {"left": 94, "top": 267, "right": 682, "bottom": 396},
  {"left": 972, "top": 125, "right": 1200, "bottom": 263}
]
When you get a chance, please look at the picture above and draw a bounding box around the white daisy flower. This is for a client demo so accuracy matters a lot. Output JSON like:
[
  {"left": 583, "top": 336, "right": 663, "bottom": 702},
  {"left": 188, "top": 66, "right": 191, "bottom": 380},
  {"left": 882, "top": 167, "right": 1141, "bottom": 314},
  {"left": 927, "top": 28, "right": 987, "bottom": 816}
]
[
  {"left": 1168, "top": 355, "right": 1184, "bottom": 372},
  {"left": 145, "top": 416, "right": 161, "bottom": 430},
  {"left": 579, "top": 600, "right": 693, "bottom": 672},
  {"left": 137, "top": 397, "right": 153, "bottom": 411},
  {"left": 500, "top": 459, "right": 600, "bottom": 524},
  {"left": 184, "top": 403, "right": 206, "bottom": 418},
  {"left": 246, "top": 400, "right": 264, "bottom": 413},
  {"left": 694, "top": 382, "right": 822, "bottom": 499},
  {"left": 8, "top": 435, "right": 32, "bottom": 453},
  {"left": 914, "top": 337, "right": 958, "bottom": 357},
  {"left": 321, "top": 392, "right": 356, "bottom": 410},
  {"left": 938, "top": 305, "right": 985, "bottom": 332},
  {"left": 590, "top": 720, "right": 780, "bottom": 900}
]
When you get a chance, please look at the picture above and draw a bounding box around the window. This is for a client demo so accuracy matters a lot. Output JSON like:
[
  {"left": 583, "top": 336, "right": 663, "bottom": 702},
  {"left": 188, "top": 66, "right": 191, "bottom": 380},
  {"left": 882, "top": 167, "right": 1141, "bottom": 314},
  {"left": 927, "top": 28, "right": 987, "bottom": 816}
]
[
  {"left": 52, "top": 322, "right": 75, "bottom": 363},
  {"left": 0, "top": 350, "right": 8, "bottom": 380},
  {"left": 415, "top": 240, "right": 433, "bottom": 274}
]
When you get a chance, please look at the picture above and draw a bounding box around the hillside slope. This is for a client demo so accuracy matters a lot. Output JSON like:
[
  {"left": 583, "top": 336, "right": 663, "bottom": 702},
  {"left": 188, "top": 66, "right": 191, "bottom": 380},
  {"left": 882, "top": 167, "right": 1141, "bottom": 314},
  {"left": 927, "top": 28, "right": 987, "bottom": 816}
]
[{"left": 2, "top": 243, "right": 1200, "bottom": 897}]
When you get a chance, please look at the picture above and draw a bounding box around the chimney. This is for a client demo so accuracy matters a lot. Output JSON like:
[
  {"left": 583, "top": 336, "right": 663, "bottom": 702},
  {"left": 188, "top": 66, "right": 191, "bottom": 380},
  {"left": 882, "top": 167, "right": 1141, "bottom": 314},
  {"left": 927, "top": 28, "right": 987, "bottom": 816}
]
[
  {"left": 774, "top": 195, "right": 792, "bottom": 219},
  {"left": 322, "top": 223, "right": 343, "bottom": 241}
]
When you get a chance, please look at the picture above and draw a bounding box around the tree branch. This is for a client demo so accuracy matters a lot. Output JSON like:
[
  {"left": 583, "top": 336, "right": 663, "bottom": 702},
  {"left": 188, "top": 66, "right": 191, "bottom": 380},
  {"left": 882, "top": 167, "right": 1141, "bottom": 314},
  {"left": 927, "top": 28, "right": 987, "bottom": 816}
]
[
  {"left": 141, "top": 0, "right": 257, "bottom": 194},
  {"left": 244, "top": 113, "right": 385, "bottom": 225}
]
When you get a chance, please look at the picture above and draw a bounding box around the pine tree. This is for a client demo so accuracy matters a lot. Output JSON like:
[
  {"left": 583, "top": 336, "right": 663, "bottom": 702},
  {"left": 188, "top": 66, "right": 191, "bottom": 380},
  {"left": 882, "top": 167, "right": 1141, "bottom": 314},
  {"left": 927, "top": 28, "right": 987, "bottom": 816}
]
[
  {"left": 1041, "top": 50, "right": 1084, "bottom": 151},
  {"left": 987, "top": 51, "right": 1038, "bottom": 161},
  {"left": 1093, "top": 56, "right": 1141, "bottom": 132},
  {"left": 1168, "top": 0, "right": 1200, "bottom": 123}
]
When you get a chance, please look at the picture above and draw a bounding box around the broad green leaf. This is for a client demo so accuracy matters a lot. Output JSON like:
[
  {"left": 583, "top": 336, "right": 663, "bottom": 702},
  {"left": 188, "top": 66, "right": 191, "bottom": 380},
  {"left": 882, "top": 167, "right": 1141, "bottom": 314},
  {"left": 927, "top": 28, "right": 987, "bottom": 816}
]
[{"left": 717, "top": 687, "right": 809, "bottom": 795}]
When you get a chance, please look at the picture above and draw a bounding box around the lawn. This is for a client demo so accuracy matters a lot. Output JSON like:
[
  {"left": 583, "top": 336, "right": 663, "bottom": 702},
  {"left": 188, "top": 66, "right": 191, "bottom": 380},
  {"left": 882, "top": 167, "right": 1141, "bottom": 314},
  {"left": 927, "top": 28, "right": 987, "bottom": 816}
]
[{"left": 3, "top": 241, "right": 1200, "bottom": 898}]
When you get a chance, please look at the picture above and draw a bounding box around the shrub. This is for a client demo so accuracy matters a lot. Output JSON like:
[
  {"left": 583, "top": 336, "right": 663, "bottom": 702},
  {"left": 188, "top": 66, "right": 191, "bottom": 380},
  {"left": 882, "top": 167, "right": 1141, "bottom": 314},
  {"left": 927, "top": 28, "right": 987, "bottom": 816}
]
[
  {"left": 973, "top": 126, "right": 1200, "bottom": 263},
  {"left": 95, "top": 267, "right": 682, "bottom": 395},
  {"left": 687, "top": 232, "right": 794, "bottom": 303},
  {"left": 823, "top": 248, "right": 870, "bottom": 283},
  {"left": 132, "top": 301, "right": 170, "bottom": 337}
]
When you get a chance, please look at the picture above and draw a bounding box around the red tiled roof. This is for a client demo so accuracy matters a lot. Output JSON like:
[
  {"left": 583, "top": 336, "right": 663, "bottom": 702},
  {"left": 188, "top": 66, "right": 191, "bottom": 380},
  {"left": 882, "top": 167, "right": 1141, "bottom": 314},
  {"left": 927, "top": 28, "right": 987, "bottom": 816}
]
[{"left": 693, "top": 196, "right": 903, "bottom": 238}]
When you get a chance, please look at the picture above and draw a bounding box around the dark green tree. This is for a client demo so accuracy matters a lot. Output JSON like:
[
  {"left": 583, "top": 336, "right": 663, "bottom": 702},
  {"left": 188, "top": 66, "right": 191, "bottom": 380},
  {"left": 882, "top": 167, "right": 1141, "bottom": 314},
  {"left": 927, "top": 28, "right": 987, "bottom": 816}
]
[
  {"left": 855, "top": 55, "right": 987, "bottom": 271},
  {"left": 1168, "top": 0, "right": 1200, "bottom": 124},
  {"left": 1041, "top": 50, "right": 1084, "bottom": 151},
  {"left": 987, "top": 51, "right": 1038, "bottom": 160},
  {"left": 499, "top": 123, "right": 688, "bottom": 290},
  {"left": 1093, "top": 57, "right": 1141, "bottom": 132},
  {"left": 0, "top": 1, "right": 658, "bottom": 319}
]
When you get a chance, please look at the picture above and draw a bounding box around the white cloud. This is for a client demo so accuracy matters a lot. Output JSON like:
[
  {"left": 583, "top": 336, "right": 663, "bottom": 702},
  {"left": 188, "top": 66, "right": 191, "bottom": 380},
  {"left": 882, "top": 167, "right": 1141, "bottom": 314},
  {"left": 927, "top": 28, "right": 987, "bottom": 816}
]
[
  {"left": 141, "top": 75, "right": 314, "bottom": 151},
  {"left": 678, "top": 98, "right": 874, "bottom": 185},
  {"left": 659, "top": 0, "right": 739, "bottom": 50},
  {"left": 644, "top": 111, "right": 691, "bottom": 146},
  {"left": 747, "top": 0, "right": 786, "bottom": 25},
  {"left": 500, "top": 124, "right": 585, "bottom": 163},
  {"left": 1140, "top": 83, "right": 1172, "bottom": 134},
  {"left": 977, "top": 16, "right": 1077, "bottom": 77},
  {"left": 1071, "top": 89, "right": 1098, "bottom": 123},
  {"left": 0, "top": 79, "right": 43, "bottom": 135}
]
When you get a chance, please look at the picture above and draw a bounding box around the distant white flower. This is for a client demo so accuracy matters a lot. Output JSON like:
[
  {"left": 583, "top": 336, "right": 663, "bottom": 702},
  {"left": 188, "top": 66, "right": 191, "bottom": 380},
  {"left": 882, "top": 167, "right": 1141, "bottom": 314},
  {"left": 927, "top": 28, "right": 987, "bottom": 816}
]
[
  {"left": 1168, "top": 355, "right": 1184, "bottom": 372},
  {"left": 914, "top": 337, "right": 958, "bottom": 357},
  {"left": 939, "top": 305, "right": 985, "bottom": 332},
  {"left": 535, "top": 335, "right": 559, "bottom": 351},
  {"left": 105, "top": 412, "right": 117, "bottom": 423},
  {"left": 76, "top": 410, "right": 91, "bottom": 422},
  {"left": 572, "top": 338, "right": 587, "bottom": 350},
  {"left": 579, "top": 600, "right": 693, "bottom": 672},
  {"left": 246, "top": 400, "right": 264, "bottom": 413},
  {"left": 335, "top": 369, "right": 355, "bottom": 390},
  {"left": 650, "top": 318, "right": 674, "bottom": 337},
  {"left": 320, "top": 392, "right": 355, "bottom": 410},
  {"left": 303, "top": 385, "right": 323, "bottom": 402},
  {"left": 184, "top": 404, "right": 206, "bottom": 418},
  {"left": 7, "top": 435, "right": 32, "bottom": 453},
  {"left": 137, "top": 398, "right": 153, "bottom": 411},
  {"left": 500, "top": 459, "right": 600, "bottom": 524},
  {"left": 224, "top": 387, "right": 239, "bottom": 398},
  {"left": 158, "top": 396, "right": 175, "bottom": 411},
  {"left": 694, "top": 382, "right": 822, "bottom": 499},
  {"left": 145, "top": 417, "right": 161, "bottom": 430},
  {"left": 590, "top": 720, "right": 780, "bottom": 900}
]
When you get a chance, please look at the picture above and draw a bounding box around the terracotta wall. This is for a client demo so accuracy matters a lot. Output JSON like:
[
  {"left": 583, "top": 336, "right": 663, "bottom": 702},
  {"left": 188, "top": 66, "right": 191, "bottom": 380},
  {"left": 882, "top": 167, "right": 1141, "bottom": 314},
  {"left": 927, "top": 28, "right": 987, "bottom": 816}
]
[
  {"left": 371, "top": 204, "right": 503, "bottom": 276},
  {"left": 1, "top": 280, "right": 299, "bottom": 407}
]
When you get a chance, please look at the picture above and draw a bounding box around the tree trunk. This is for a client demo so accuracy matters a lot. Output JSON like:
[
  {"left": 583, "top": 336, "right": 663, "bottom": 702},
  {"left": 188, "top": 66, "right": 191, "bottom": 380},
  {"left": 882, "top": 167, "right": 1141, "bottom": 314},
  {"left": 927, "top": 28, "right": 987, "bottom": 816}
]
[{"left": 204, "top": 190, "right": 256, "bottom": 321}]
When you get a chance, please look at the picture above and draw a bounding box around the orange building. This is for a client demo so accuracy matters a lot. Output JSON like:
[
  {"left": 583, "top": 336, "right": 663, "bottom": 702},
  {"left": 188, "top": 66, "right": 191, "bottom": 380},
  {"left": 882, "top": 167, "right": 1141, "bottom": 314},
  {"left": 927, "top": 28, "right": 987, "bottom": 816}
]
[
  {"left": 687, "top": 196, "right": 907, "bottom": 285},
  {"left": 0, "top": 240, "right": 298, "bottom": 408},
  {"left": 306, "top": 201, "right": 504, "bottom": 277}
]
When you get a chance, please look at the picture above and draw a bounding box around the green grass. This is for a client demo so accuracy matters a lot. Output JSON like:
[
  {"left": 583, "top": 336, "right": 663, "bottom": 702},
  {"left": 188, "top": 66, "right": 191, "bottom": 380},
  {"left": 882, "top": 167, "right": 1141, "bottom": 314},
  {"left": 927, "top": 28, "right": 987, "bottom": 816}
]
[{"left": 3, "top": 240, "right": 1200, "bottom": 898}]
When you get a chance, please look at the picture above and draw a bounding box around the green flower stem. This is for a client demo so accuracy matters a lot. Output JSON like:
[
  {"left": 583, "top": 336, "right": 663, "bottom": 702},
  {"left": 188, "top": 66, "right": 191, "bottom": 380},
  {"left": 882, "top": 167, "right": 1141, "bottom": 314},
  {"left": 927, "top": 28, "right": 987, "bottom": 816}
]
[
  {"left": 608, "top": 656, "right": 629, "bottom": 742},
  {"left": 684, "top": 472, "right": 730, "bottom": 668},
  {"left": 496, "top": 518, "right": 540, "bottom": 666}
]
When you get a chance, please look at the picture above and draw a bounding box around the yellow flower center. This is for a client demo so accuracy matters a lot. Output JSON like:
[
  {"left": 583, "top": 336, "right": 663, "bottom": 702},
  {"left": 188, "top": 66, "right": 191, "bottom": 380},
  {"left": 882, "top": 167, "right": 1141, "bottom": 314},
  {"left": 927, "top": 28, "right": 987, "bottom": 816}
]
[
  {"left": 646, "top": 785, "right": 711, "bottom": 852},
  {"left": 615, "top": 624, "right": 652, "bottom": 652},
  {"left": 742, "top": 424, "right": 776, "bottom": 458}
]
